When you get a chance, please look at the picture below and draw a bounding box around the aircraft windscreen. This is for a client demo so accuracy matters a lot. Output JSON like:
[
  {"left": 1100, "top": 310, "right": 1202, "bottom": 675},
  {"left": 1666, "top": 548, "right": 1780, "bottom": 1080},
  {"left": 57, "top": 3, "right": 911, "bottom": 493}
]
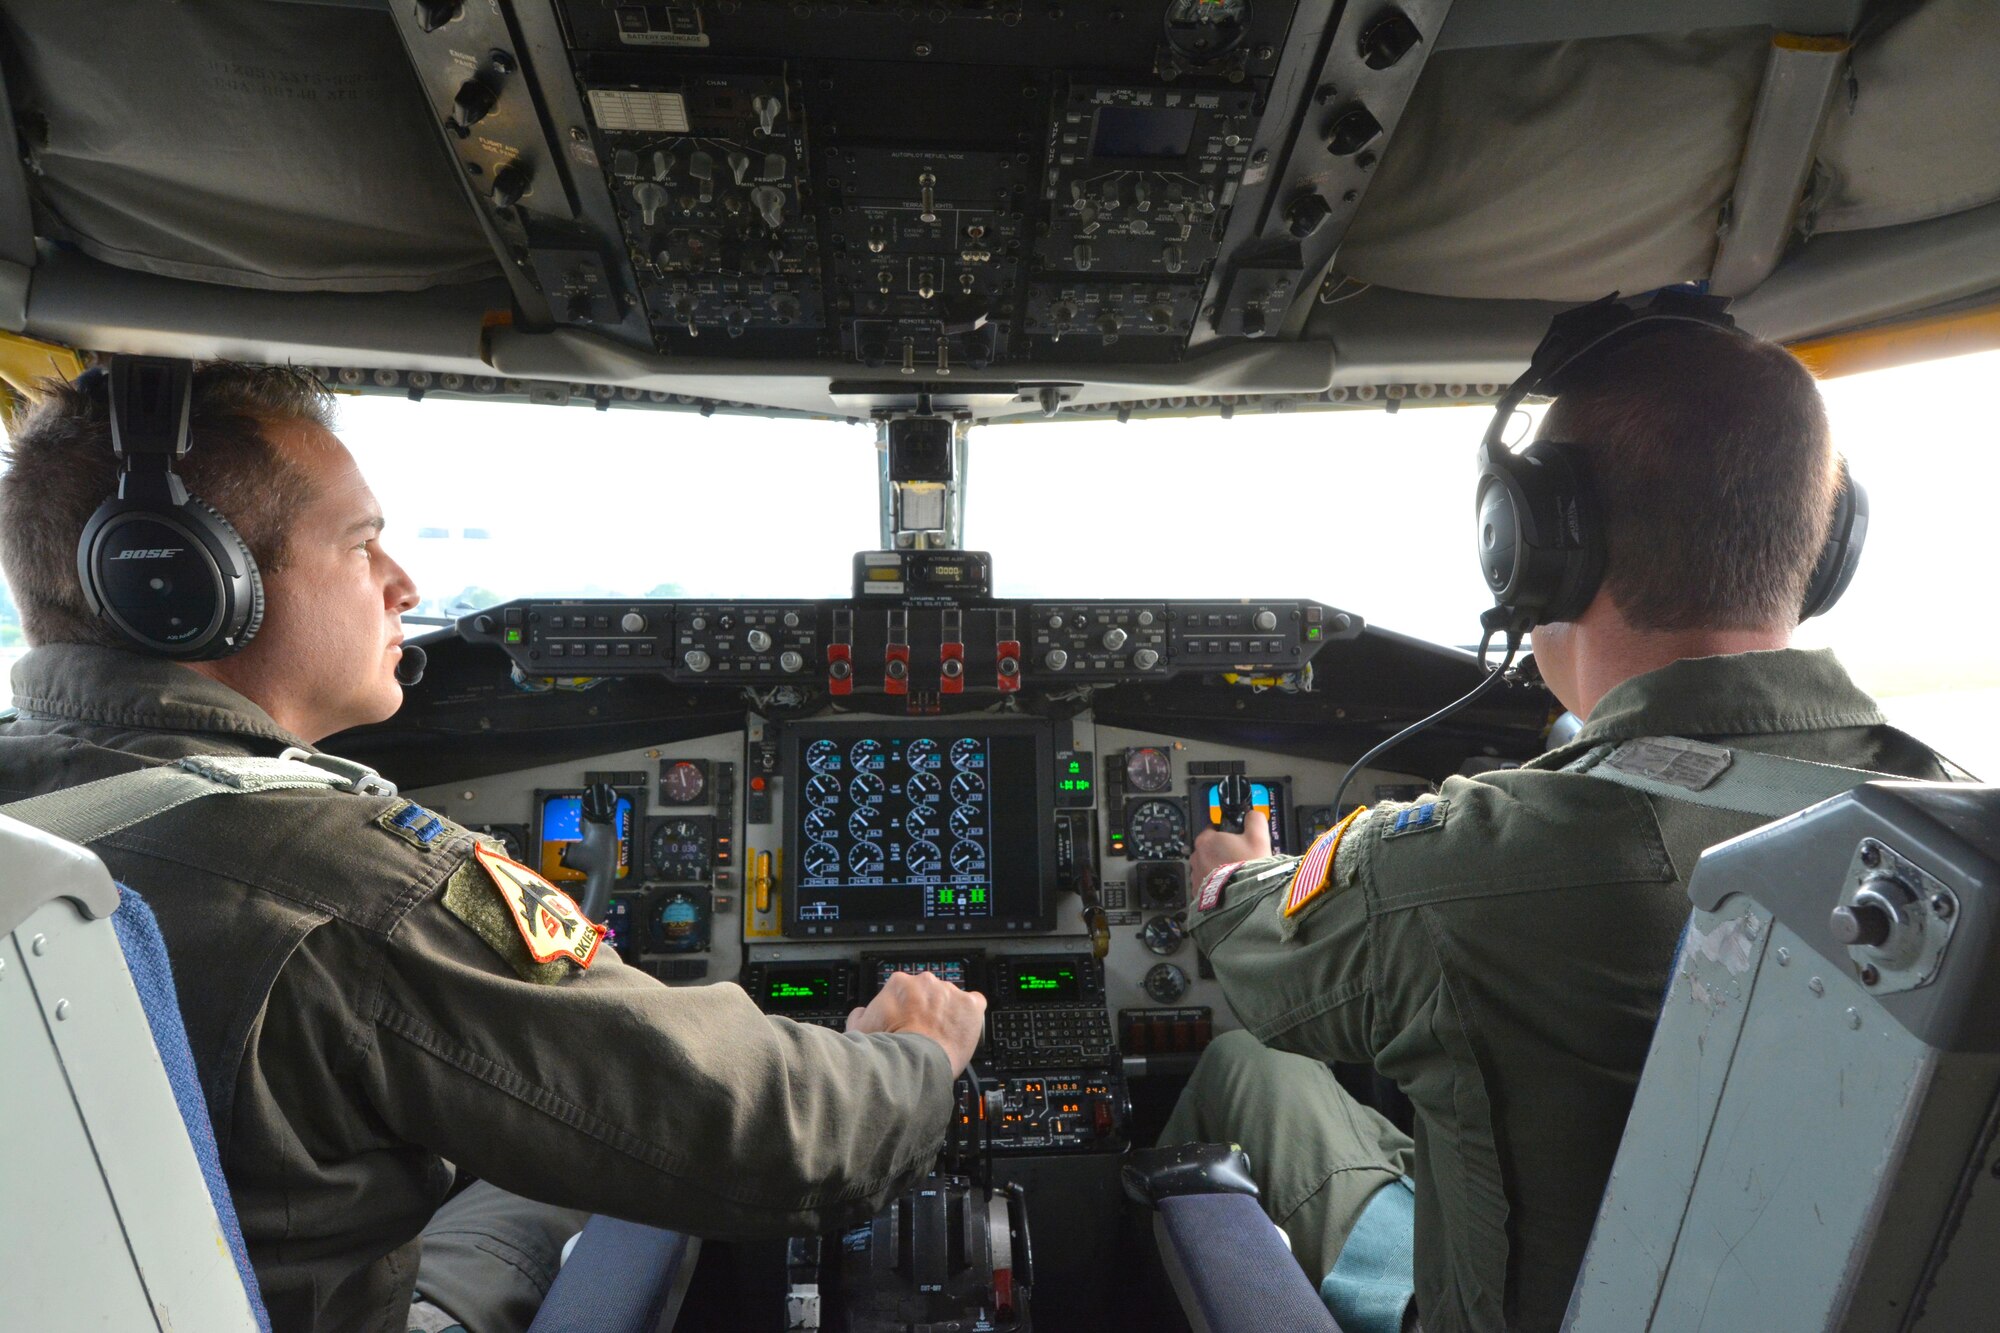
[{"left": 4, "top": 351, "right": 2000, "bottom": 776}]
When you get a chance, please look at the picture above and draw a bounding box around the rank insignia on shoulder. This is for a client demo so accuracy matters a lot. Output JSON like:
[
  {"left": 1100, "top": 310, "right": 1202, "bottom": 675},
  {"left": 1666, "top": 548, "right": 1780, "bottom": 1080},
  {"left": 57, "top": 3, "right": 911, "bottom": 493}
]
[
  {"left": 470, "top": 843, "right": 604, "bottom": 969},
  {"left": 1196, "top": 860, "right": 1244, "bottom": 912},
  {"left": 376, "top": 798, "right": 451, "bottom": 851},
  {"left": 1284, "top": 806, "right": 1367, "bottom": 918},
  {"left": 1381, "top": 799, "right": 1447, "bottom": 840}
]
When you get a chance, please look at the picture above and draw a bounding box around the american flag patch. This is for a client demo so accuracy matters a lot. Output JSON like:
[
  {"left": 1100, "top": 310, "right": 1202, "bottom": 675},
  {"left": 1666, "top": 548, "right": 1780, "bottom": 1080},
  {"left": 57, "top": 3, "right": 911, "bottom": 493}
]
[
  {"left": 1283, "top": 806, "right": 1367, "bottom": 918},
  {"left": 1196, "top": 860, "right": 1245, "bottom": 912}
]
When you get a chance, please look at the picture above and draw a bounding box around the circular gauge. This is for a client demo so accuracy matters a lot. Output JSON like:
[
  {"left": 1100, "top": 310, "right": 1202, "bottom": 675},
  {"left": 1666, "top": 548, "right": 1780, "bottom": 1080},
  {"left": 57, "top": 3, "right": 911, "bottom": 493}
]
[
  {"left": 803, "top": 841, "right": 840, "bottom": 878},
  {"left": 650, "top": 892, "right": 706, "bottom": 953},
  {"left": 1140, "top": 913, "right": 1188, "bottom": 956},
  {"left": 1126, "top": 799, "right": 1190, "bottom": 859},
  {"left": 474, "top": 826, "right": 526, "bottom": 862},
  {"left": 905, "top": 803, "right": 938, "bottom": 838},
  {"left": 950, "top": 839, "right": 986, "bottom": 874},
  {"left": 647, "top": 818, "right": 708, "bottom": 881},
  {"left": 804, "top": 806, "right": 838, "bottom": 839},
  {"left": 950, "top": 738, "right": 984, "bottom": 771},
  {"left": 805, "top": 772, "right": 842, "bottom": 805},
  {"left": 806, "top": 739, "right": 841, "bottom": 773},
  {"left": 849, "top": 842, "right": 884, "bottom": 875},
  {"left": 950, "top": 804, "right": 982, "bottom": 837},
  {"left": 849, "top": 772, "right": 885, "bottom": 803},
  {"left": 950, "top": 770, "right": 985, "bottom": 803},
  {"left": 661, "top": 760, "right": 706, "bottom": 804},
  {"left": 906, "top": 840, "right": 942, "bottom": 874},
  {"left": 847, "top": 806, "right": 879, "bottom": 838},
  {"left": 1125, "top": 746, "right": 1172, "bottom": 793},
  {"left": 849, "top": 738, "right": 883, "bottom": 768},
  {"left": 906, "top": 738, "right": 939, "bottom": 769},
  {"left": 1144, "top": 961, "right": 1191, "bottom": 1003},
  {"left": 907, "top": 770, "right": 942, "bottom": 801}
]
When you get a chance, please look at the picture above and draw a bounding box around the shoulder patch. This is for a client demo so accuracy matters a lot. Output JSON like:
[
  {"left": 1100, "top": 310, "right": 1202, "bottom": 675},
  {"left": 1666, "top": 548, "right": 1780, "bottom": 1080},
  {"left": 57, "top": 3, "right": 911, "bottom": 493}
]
[
  {"left": 443, "top": 844, "right": 605, "bottom": 981},
  {"left": 1284, "top": 806, "right": 1367, "bottom": 918},
  {"left": 1380, "top": 798, "right": 1448, "bottom": 839},
  {"left": 376, "top": 798, "right": 454, "bottom": 852}
]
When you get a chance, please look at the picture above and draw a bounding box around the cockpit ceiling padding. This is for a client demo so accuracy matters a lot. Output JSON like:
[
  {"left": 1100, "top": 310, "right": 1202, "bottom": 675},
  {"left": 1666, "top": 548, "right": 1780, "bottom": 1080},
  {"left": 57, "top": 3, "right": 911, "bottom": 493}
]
[
  {"left": 0, "top": 1, "right": 495, "bottom": 293},
  {"left": 1336, "top": 29, "right": 1769, "bottom": 302},
  {"left": 1810, "top": 0, "right": 2000, "bottom": 234}
]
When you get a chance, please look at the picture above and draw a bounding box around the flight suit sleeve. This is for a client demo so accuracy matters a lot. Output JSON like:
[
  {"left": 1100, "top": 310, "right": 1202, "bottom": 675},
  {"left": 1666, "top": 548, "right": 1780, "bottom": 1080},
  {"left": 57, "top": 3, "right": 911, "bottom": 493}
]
[
  {"left": 1188, "top": 840, "right": 1379, "bottom": 1065},
  {"left": 354, "top": 855, "right": 956, "bottom": 1238}
]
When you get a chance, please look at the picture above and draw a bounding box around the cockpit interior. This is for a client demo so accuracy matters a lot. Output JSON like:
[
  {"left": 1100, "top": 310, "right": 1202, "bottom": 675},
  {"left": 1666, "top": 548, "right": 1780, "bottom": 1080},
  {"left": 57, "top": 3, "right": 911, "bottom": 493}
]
[{"left": 4, "top": 1, "right": 2000, "bottom": 1330}]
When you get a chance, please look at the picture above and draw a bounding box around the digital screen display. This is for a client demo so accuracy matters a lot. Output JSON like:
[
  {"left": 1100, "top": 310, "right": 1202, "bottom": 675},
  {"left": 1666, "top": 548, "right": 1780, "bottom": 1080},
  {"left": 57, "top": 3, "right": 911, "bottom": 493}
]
[
  {"left": 1092, "top": 105, "right": 1199, "bottom": 159},
  {"left": 538, "top": 792, "right": 635, "bottom": 884},
  {"left": 784, "top": 721, "right": 1052, "bottom": 938},
  {"left": 760, "top": 964, "right": 844, "bottom": 1011},
  {"left": 1009, "top": 966, "right": 1079, "bottom": 1001}
]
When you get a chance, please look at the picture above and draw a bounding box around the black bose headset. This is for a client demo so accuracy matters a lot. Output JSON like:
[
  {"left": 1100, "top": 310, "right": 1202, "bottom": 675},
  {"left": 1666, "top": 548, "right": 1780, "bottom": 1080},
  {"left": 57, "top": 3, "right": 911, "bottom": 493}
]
[
  {"left": 1474, "top": 290, "right": 1868, "bottom": 632},
  {"left": 76, "top": 356, "right": 265, "bottom": 659}
]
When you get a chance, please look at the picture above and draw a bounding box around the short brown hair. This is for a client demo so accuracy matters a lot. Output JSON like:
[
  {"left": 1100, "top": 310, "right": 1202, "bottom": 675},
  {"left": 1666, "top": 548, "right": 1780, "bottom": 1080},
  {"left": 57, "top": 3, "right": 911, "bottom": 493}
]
[
  {"left": 0, "top": 363, "right": 333, "bottom": 647},
  {"left": 1541, "top": 326, "right": 1836, "bottom": 631}
]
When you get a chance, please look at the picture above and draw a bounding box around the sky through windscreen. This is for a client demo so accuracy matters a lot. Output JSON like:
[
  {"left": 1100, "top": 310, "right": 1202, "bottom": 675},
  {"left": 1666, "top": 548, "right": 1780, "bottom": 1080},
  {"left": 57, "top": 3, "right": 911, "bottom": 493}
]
[{"left": 4, "top": 349, "right": 1999, "bottom": 769}]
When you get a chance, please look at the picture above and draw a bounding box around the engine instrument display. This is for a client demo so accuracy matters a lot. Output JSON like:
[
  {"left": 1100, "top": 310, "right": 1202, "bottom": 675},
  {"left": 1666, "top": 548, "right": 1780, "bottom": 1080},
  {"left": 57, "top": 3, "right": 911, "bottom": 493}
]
[
  {"left": 536, "top": 790, "right": 637, "bottom": 884},
  {"left": 783, "top": 720, "right": 1054, "bottom": 938}
]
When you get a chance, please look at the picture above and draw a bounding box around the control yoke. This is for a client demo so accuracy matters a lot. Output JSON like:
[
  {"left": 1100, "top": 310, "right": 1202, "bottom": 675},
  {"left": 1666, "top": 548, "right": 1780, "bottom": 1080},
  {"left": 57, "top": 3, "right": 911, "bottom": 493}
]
[{"left": 566, "top": 781, "right": 622, "bottom": 921}]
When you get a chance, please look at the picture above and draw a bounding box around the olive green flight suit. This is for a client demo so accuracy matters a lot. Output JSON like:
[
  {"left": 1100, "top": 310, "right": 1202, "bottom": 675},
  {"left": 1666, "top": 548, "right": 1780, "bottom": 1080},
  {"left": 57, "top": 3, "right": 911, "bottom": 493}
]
[
  {"left": 0, "top": 645, "right": 956, "bottom": 1333},
  {"left": 1167, "top": 648, "right": 1950, "bottom": 1332}
]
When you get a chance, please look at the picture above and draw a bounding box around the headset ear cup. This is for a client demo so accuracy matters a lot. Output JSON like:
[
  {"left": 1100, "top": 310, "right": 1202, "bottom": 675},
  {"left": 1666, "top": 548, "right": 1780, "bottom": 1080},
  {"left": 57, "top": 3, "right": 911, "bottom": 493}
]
[
  {"left": 1800, "top": 470, "right": 1867, "bottom": 621},
  {"left": 185, "top": 495, "right": 263, "bottom": 654}
]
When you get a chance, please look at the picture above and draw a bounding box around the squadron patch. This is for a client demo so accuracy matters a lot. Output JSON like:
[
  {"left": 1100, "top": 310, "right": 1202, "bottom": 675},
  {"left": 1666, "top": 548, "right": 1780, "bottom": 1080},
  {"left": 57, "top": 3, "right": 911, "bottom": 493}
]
[
  {"left": 461, "top": 843, "right": 604, "bottom": 971},
  {"left": 1283, "top": 806, "right": 1367, "bottom": 918}
]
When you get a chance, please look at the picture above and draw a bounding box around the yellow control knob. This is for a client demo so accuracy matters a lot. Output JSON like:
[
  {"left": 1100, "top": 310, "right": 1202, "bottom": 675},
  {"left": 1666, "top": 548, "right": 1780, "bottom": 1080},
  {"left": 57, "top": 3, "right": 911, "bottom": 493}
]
[{"left": 754, "top": 850, "right": 774, "bottom": 915}]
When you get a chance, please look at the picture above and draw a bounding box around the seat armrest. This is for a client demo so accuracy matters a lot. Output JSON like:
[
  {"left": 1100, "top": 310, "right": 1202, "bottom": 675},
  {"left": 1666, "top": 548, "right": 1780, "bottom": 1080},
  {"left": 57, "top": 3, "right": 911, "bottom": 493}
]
[
  {"left": 1154, "top": 1194, "right": 1340, "bottom": 1333},
  {"left": 525, "top": 1217, "right": 698, "bottom": 1333}
]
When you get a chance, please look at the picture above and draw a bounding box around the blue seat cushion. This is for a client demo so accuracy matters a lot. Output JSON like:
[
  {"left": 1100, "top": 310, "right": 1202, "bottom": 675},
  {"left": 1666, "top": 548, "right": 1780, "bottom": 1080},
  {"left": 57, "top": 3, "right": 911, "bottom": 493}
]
[{"left": 111, "top": 885, "right": 272, "bottom": 1332}]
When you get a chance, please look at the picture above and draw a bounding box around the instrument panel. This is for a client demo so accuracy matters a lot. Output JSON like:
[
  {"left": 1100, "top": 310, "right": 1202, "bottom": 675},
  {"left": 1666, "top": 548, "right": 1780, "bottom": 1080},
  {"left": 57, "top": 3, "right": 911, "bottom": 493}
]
[{"left": 457, "top": 593, "right": 1359, "bottom": 706}]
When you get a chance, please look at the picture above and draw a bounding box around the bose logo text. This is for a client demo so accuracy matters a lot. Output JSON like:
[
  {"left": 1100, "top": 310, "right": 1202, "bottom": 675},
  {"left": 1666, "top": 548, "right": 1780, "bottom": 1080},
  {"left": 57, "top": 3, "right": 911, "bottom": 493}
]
[{"left": 110, "top": 548, "right": 184, "bottom": 560}]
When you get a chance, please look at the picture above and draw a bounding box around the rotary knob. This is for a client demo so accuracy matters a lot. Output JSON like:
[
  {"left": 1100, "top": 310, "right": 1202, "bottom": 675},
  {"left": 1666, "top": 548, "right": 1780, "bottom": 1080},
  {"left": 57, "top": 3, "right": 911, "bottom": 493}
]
[
  {"left": 682, "top": 649, "right": 711, "bottom": 673},
  {"left": 746, "top": 629, "right": 773, "bottom": 652},
  {"left": 779, "top": 650, "right": 804, "bottom": 673},
  {"left": 1830, "top": 902, "right": 1892, "bottom": 948},
  {"left": 1102, "top": 627, "right": 1128, "bottom": 651},
  {"left": 1045, "top": 648, "right": 1069, "bottom": 672},
  {"left": 1134, "top": 647, "right": 1161, "bottom": 670},
  {"left": 620, "top": 612, "right": 647, "bottom": 634},
  {"left": 1047, "top": 613, "right": 1064, "bottom": 629},
  {"left": 1137, "top": 610, "right": 1156, "bottom": 627},
  {"left": 1253, "top": 609, "right": 1279, "bottom": 631},
  {"left": 782, "top": 610, "right": 801, "bottom": 629}
]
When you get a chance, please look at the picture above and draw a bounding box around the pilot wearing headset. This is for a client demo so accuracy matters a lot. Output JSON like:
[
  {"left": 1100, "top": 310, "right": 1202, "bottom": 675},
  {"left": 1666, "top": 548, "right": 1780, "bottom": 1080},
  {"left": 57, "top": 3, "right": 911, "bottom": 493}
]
[
  {"left": 0, "top": 361, "right": 986, "bottom": 1333},
  {"left": 1174, "top": 295, "right": 1955, "bottom": 1333}
]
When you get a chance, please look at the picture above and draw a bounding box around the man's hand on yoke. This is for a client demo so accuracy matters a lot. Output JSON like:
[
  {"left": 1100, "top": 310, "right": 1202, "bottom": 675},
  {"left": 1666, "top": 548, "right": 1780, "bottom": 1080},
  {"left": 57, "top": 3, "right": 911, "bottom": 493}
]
[
  {"left": 846, "top": 969, "right": 988, "bottom": 1076},
  {"left": 1189, "top": 812, "right": 1273, "bottom": 889}
]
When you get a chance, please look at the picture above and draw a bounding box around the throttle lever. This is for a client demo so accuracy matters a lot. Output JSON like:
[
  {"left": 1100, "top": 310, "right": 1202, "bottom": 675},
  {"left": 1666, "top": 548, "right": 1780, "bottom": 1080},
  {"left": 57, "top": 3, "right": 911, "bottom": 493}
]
[{"left": 564, "top": 782, "right": 622, "bottom": 922}]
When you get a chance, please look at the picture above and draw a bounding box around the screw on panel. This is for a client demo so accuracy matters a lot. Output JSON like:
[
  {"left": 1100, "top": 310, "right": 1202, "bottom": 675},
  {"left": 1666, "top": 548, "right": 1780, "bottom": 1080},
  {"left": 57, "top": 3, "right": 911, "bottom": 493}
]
[
  {"left": 1859, "top": 963, "right": 1880, "bottom": 986},
  {"left": 1845, "top": 1008, "right": 1862, "bottom": 1030},
  {"left": 31, "top": 933, "right": 47, "bottom": 956},
  {"left": 1860, "top": 843, "right": 1881, "bottom": 868},
  {"left": 1932, "top": 893, "right": 1955, "bottom": 919},
  {"left": 1776, "top": 946, "right": 1791, "bottom": 966},
  {"left": 54, "top": 999, "right": 70, "bottom": 1021},
  {"left": 1808, "top": 976, "right": 1825, "bottom": 996}
]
